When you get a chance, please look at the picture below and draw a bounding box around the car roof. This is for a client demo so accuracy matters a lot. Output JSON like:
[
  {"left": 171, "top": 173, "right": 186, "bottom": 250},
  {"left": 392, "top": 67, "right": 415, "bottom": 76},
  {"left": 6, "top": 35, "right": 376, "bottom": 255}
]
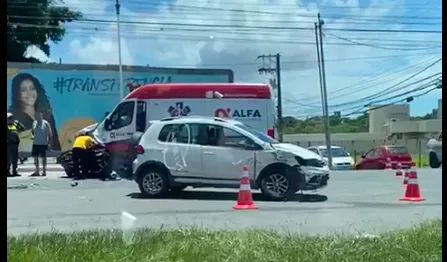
[
  {"left": 383, "top": 145, "right": 407, "bottom": 148},
  {"left": 314, "top": 145, "right": 342, "bottom": 149},
  {"left": 157, "top": 115, "right": 244, "bottom": 126}
]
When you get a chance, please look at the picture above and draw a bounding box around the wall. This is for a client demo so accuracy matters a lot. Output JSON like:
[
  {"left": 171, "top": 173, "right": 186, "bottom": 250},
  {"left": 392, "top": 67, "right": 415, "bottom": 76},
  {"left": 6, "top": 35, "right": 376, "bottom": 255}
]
[
  {"left": 283, "top": 132, "right": 429, "bottom": 156},
  {"left": 7, "top": 63, "right": 233, "bottom": 154},
  {"left": 368, "top": 104, "right": 410, "bottom": 133}
]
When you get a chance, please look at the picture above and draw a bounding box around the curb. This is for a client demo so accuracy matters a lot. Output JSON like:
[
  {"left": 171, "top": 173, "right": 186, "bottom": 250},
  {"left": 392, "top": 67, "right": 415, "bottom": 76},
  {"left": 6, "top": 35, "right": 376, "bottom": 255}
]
[{"left": 17, "top": 168, "right": 65, "bottom": 172}]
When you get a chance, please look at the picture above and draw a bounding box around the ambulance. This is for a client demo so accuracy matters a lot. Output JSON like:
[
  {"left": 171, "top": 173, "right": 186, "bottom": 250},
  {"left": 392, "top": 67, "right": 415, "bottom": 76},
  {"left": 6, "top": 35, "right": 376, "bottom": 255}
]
[{"left": 91, "top": 83, "right": 276, "bottom": 153}]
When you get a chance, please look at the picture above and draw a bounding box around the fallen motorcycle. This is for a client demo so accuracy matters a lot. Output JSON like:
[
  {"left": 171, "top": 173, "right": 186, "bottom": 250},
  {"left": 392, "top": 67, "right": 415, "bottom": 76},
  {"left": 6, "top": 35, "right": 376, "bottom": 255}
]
[{"left": 58, "top": 145, "right": 118, "bottom": 180}]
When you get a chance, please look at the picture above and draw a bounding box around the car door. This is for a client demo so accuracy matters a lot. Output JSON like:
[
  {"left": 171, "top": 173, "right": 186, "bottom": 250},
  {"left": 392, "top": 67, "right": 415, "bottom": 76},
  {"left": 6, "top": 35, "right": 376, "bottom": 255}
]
[
  {"left": 200, "top": 124, "right": 256, "bottom": 184},
  {"left": 100, "top": 100, "right": 136, "bottom": 147},
  {"left": 359, "top": 148, "right": 378, "bottom": 169},
  {"left": 157, "top": 123, "right": 203, "bottom": 178},
  {"left": 372, "top": 147, "right": 387, "bottom": 169}
]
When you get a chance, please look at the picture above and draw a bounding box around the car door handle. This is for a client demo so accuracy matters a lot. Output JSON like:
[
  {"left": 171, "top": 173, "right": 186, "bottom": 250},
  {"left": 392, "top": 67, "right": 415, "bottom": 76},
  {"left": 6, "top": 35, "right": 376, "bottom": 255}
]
[{"left": 203, "top": 151, "right": 214, "bottom": 155}]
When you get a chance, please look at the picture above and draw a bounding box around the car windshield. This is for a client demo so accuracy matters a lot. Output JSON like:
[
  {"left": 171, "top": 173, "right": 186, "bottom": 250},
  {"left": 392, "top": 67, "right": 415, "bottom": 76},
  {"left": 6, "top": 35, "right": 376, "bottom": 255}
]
[
  {"left": 320, "top": 147, "right": 349, "bottom": 157},
  {"left": 235, "top": 123, "right": 278, "bottom": 144},
  {"left": 387, "top": 146, "right": 409, "bottom": 154}
]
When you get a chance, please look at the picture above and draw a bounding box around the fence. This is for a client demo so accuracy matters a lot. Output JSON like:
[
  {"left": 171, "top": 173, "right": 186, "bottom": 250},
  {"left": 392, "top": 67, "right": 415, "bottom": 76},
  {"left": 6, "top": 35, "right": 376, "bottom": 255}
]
[{"left": 285, "top": 136, "right": 429, "bottom": 167}]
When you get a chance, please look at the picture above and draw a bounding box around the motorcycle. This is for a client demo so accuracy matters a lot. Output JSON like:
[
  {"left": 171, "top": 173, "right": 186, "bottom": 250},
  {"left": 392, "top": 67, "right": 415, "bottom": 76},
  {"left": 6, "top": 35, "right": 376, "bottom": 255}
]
[{"left": 58, "top": 144, "right": 118, "bottom": 180}]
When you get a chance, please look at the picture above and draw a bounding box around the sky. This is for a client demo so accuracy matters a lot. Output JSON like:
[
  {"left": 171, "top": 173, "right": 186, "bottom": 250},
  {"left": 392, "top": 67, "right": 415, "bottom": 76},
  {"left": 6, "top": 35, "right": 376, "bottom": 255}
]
[{"left": 25, "top": 0, "right": 442, "bottom": 118}]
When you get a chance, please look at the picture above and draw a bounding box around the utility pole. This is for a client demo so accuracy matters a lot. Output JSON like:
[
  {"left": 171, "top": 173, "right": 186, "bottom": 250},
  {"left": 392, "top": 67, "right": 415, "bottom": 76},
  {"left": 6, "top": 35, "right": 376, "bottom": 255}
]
[
  {"left": 115, "top": 0, "right": 124, "bottom": 100},
  {"left": 316, "top": 13, "right": 333, "bottom": 169},
  {"left": 314, "top": 23, "right": 326, "bottom": 119},
  {"left": 257, "top": 53, "right": 283, "bottom": 141}
]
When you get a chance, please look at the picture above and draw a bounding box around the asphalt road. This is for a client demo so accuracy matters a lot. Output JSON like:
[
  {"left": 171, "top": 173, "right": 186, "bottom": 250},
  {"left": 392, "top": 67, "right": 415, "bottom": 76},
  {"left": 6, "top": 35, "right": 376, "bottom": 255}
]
[{"left": 7, "top": 168, "right": 442, "bottom": 236}]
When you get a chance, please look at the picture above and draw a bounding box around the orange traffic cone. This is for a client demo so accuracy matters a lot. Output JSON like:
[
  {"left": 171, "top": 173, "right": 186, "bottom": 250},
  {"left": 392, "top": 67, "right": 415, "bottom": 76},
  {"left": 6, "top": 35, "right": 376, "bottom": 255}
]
[
  {"left": 233, "top": 165, "right": 258, "bottom": 210},
  {"left": 384, "top": 158, "right": 393, "bottom": 170},
  {"left": 399, "top": 170, "right": 424, "bottom": 202},
  {"left": 395, "top": 162, "right": 403, "bottom": 177}
]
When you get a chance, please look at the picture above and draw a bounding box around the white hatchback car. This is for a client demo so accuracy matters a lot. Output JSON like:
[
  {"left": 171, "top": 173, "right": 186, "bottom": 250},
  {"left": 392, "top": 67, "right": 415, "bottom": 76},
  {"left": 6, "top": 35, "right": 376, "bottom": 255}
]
[
  {"left": 307, "top": 145, "right": 355, "bottom": 170},
  {"left": 131, "top": 116, "right": 330, "bottom": 201}
]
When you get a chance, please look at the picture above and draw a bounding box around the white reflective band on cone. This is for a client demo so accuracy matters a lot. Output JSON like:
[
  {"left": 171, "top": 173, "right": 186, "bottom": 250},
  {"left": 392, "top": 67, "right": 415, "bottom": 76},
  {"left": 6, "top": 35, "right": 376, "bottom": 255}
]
[
  {"left": 239, "top": 184, "right": 251, "bottom": 190},
  {"left": 242, "top": 171, "right": 249, "bottom": 178},
  {"left": 407, "top": 179, "right": 417, "bottom": 184}
]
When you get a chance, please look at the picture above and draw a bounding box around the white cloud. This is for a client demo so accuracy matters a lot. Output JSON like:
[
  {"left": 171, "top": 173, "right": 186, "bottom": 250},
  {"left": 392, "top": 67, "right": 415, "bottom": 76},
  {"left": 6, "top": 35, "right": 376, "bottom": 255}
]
[
  {"left": 69, "top": 37, "right": 134, "bottom": 65},
  {"left": 25, "top": 45, "right": 53, "bottom": 63},
  {"left": 57, "top": 0, "right": 442, "bottom": 116}
]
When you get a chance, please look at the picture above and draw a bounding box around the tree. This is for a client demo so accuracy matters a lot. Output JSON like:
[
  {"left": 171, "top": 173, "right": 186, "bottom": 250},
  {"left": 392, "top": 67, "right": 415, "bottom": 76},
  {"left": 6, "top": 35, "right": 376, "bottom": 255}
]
[
  {"left": 7, "top": 0, "right": 82, "bottom": 63},
  {"left": 282, "top": 107, "right": 439, "bottom": 135}
]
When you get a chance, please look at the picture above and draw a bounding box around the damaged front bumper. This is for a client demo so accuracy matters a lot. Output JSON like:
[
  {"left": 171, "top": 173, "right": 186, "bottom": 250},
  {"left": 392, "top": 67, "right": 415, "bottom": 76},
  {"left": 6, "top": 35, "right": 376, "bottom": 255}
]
[{"left": 298, "top": 165, "right": 330, "bottom": 191}]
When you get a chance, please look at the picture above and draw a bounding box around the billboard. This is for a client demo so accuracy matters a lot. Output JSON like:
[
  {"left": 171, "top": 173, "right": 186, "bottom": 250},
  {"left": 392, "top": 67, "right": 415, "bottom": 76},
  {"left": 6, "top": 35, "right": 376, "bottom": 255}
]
[{"left": 7, "top": 63, "right": 233, "bottom": 154}]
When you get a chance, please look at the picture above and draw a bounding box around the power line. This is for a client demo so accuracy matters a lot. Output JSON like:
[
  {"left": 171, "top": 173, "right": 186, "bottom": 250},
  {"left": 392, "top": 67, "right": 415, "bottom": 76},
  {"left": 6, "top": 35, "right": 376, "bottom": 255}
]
[
  {"left": 7, "top": 1, "right": 443, "bottom": 21},
  {"left": 288, "top": 72, "right": 442, "bottom": 114},
  {"left": 325, "top": 32, "right": 441, "bottom": 51},
  {"left": 6, "top": 16, "right": 443, "bottom": 34},
  {"left": 9, "top": 24, "right": 441, "bottom": 51},
  {"left": 285, "top": 55, "right": 442, "bottom": 105},
  {"left": 341, "top": 85, "right": 440, "bottom": 117},
  {"left": 291, "top": 80, "right": 441, "bottom": 118}
]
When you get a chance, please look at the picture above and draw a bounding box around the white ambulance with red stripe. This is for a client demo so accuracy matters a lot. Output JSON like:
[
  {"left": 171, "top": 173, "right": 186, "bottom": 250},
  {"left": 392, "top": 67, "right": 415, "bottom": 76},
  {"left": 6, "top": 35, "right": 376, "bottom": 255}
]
[{"left": 91, "top": 83, "right": 276, "bottom": 167}]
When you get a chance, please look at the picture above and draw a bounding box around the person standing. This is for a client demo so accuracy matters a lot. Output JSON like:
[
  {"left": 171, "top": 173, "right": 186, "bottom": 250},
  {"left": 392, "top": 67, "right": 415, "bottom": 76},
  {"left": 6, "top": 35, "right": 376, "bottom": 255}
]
[
  {"left": 7, "top": 112, "right": 24, "bottom": 177},
  {"left": 30, "top": 112, "right": 52, "bottom": 177}
]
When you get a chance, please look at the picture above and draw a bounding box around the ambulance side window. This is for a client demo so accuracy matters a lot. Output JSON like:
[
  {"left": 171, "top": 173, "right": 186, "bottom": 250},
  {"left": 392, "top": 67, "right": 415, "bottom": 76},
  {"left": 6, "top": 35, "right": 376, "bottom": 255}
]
[
  {"left": 109, "top": 101, "right": 135, "bottom": 130},
  {"left": 136, "top": 101, "right": 147, "bottom": 132}
]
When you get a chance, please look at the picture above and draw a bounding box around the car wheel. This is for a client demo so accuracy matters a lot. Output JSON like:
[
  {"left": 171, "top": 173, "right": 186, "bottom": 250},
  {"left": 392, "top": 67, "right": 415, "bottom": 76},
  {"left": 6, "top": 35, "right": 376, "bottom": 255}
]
[
  {"left": 138, "top": 167, "right": 169, "bottom": 198},
  {"left": 260, "top": 170, "right": 295, "bottom": 201},
  {"left": 429, "top": 152, "right": 440, "bottom": 169}
]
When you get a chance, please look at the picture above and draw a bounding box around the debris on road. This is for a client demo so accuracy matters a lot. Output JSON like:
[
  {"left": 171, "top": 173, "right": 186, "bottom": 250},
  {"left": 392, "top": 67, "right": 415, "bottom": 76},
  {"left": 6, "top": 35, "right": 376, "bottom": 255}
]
[
  {"left": 70, "top": 182, "right": 79, "bottom": 187},
  {"left": 7, "top": 184, "right": 28, "bottom": 190}
]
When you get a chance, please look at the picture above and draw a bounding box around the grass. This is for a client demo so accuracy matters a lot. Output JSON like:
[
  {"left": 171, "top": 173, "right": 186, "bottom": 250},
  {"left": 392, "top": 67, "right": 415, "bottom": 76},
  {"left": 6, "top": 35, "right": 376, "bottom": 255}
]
[
  {"left": 411, "top": 154, "right": 429, "bottom": 167},
  {"left": 7, "top": 219, "right": 442, "bottom": 262}
]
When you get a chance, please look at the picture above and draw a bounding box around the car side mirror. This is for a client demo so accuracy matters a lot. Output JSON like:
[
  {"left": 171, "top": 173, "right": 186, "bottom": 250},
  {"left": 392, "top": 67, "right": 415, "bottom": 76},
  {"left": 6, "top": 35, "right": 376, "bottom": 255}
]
[{"left": 361, "top": 155, "right": 365, "bottom": 158}]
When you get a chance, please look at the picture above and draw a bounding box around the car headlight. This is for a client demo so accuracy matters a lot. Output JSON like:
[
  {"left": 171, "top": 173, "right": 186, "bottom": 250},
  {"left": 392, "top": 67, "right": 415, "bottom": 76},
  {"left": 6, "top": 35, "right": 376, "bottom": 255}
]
[{"left": 295, "top": 156, "right": 326, "bottom": 167}]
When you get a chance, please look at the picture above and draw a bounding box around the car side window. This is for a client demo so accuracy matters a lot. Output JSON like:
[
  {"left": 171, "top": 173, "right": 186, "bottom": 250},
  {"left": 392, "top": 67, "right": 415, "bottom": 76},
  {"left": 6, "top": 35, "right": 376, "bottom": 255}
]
[
  {"left": 158, "top": 124, "right": 190, "bottom": 144},
  {"left": 109, "top": 101, "right": 135, "bottom": 130},
  {"left": 365, "top": 149, "right": 375, "bottom": 157},
  {"left": 202, "top": 124, "right": 255, "bottom": 149}
]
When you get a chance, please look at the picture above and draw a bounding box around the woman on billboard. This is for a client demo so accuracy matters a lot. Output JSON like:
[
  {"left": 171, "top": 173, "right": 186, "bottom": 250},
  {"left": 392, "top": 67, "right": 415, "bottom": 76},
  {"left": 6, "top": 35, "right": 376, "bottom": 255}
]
[{"left": 8, "top": 73, "right": 61, "bottom": 151}]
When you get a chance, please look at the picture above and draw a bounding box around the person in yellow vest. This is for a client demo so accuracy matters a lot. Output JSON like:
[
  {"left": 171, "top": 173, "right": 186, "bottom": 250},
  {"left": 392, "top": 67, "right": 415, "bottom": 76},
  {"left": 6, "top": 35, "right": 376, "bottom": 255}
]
[
  {"left": 7, "top": 112, "right": 25, "bottom": 177},
  {"left": 72, "top": 132, "right": 97, "bottom": 180}
]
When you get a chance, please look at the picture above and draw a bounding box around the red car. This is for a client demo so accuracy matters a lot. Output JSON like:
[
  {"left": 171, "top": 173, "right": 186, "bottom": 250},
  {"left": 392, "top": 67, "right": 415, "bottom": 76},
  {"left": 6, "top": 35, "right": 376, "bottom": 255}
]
[{"left": 355, "top": 145, "right": 414, "bottom": 170}]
